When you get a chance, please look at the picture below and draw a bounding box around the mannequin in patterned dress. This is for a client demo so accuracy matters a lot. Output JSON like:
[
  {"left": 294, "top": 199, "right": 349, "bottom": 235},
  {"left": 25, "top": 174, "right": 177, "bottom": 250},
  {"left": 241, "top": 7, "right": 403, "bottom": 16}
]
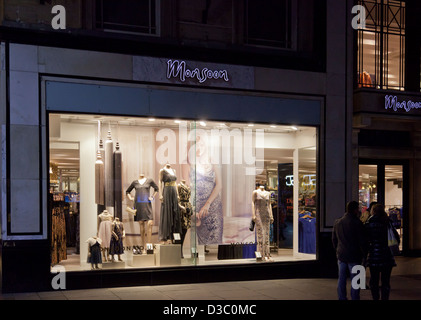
[
  {"left": 178, "top": 179, "right": 192, "bottom": 257},
  {"left": 252, "top": 185, "right": 274, "bottom": 260}
]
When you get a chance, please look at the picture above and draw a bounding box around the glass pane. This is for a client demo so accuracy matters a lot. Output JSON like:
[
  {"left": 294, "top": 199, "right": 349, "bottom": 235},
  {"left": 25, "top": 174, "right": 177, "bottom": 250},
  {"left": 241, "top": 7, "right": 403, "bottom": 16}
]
[
  {"left": 298, "top": 146, "right": 317, "bottom": 255},
  {"left": 384, "top": 33, "right": 405, "bottom": 90},
  {"left": 96, "top": 0, "right": 157, "bottom": 34},
  {"left": 385, "top": 165, "right": 403, "bottom": 250},
  {"left": 359, "top": 164, "right": 378, "bottom": 216},
  {"left": 358, "top": 31, "right": 377, "bottom": 88},
  {"left": 245, "top": 0, "right": 292, "bottom": 48}
]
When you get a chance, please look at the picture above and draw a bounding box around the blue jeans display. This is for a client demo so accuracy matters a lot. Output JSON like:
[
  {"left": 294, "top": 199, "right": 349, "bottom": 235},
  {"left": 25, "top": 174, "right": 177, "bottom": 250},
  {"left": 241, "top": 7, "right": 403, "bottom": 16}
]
[{"left": 337, "top": 261, "right": 361, "bottom": 300}]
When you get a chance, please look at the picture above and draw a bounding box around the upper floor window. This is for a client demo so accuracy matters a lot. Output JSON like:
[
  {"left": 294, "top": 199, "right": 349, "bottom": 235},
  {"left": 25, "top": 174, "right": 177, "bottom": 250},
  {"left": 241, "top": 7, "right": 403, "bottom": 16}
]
[
  {"left": 244, "top": 0, "right": 295, "bottom": 49},
  {"left": 176, "top": 0, "right": 233, "bottom": 43},
  {"left": 357, "top": 0, "right": 405, "bottom": 90},
  {"left": 95, "top": 0, "right": 159, "bottom": 35}
]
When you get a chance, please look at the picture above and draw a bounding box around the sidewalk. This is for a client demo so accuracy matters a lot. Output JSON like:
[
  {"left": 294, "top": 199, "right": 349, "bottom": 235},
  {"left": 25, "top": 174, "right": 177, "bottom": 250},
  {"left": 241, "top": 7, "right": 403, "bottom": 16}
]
[{"left": 1, "top": 257, "right": 420, "bottom": 300}]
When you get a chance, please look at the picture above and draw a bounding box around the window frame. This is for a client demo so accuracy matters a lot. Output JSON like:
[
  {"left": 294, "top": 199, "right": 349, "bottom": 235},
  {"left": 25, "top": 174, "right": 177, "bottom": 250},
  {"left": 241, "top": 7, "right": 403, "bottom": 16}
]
[
  {"left": 243, "top": 0, "right": 297, "bottom": 51},
  {"left": 94, "top": 0, "right": 161, "bottom": 36}
]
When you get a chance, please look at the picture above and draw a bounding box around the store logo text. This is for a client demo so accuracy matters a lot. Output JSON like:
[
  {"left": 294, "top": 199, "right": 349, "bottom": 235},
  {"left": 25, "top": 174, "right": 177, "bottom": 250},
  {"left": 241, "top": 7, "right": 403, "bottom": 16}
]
[
  {"left": 385, "top": 95, "right": 421, "bottom": 113},
  {"left": 167, "top": 60, "right": 229, "bottom": 84}
]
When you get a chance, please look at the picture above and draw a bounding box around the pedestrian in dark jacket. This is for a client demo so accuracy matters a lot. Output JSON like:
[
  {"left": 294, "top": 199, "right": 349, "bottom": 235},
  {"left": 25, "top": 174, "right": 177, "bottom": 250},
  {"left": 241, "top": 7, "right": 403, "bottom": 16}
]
[
  {"left": 332, "top": 201, "right": 368, "bottom": 300},
  {"left": 365, "top": 203, "right": 399, "bottom": 300}
]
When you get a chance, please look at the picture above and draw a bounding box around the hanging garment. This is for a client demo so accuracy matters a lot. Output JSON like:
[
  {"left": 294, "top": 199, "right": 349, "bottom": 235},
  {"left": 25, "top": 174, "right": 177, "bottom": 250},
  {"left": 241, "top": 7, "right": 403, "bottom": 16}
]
[
  {"left": 87, "top": 237, "right": 102, "bottom": 265},
  {"left": 51, "top": 204, "right": 67, "bottom": 265},
  {"left": 178, "top": 183, "right": 192, "bottom": 230},
  {"left": 298, "top": 217, "right": 316, "bottom": 254},
  {"left": 190, "top": 166, "right": 223, "bottom": 245},
  {"left": 254, "top": 189, "right": 272, "bottom": 258}
]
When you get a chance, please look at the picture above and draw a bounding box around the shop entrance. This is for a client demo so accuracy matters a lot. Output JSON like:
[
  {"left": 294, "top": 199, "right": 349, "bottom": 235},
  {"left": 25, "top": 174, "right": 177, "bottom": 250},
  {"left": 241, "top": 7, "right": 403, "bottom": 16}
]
[{"left": 359, "top": 160, "right": 408, "bottom": 253}]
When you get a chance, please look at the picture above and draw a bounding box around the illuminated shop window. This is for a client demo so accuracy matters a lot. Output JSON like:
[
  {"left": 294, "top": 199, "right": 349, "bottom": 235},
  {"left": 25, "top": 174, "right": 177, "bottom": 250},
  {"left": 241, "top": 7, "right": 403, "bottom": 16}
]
[{"left": 48, "top": 114, "right": 317, "bottom": 271}]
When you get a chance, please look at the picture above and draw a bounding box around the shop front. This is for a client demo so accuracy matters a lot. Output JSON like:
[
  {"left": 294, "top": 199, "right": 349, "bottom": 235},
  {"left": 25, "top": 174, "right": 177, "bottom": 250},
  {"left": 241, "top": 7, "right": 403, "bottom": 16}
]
[
  {"left": 353, "top": 90, "right": 421, "bottom": 256},
  {"left": 44, "top": 78, "right": 320, "bottom": 282},
  {"left": 1, "top": 43, "right": 344, "bottom": 293}
]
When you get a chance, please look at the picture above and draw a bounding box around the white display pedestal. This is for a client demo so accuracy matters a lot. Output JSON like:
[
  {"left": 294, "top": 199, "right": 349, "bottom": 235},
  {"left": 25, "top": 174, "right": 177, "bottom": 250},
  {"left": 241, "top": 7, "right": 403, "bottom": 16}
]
[
  {"left": 196, "top": 245, "right": 206, "bottom": 259},
  {"left": 155, "top": 244, "right": 181, "bottom": 266},
  {"left": 128, "top": 254, "right": 155, "bottom": 267}
]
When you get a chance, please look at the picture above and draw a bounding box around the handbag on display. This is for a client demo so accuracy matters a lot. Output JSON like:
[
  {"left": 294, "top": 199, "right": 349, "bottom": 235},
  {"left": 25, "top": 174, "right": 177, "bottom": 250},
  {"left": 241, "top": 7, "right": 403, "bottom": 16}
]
[
  {"left": 249, "top": 219, "right": 255, "bottom": 232},
  {"left": 387, "top": 221, "right": 400, "bottom": 256}
]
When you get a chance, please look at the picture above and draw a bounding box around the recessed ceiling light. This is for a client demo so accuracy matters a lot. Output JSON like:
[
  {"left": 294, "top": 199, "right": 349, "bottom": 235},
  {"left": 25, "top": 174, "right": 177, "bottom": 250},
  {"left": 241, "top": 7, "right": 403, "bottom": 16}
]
[{"left": 148, "top": 118, "right": 155, "bottom": 122}]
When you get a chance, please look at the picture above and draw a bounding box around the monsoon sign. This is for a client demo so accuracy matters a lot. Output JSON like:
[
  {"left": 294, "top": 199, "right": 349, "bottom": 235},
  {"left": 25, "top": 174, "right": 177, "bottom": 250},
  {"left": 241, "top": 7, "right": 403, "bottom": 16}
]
[
  {"left": 166, "top": 60, "right": 229, "bottom": 84},
  {"left": 385, "top": 95, "right": 421, "bottom": 113}
]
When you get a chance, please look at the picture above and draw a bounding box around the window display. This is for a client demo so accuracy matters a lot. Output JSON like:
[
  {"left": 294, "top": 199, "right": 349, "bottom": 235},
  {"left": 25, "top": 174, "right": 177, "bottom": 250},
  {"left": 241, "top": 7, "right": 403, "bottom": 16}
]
[{"left": 48, "top": 114, "right": 318, "bottom": 272}]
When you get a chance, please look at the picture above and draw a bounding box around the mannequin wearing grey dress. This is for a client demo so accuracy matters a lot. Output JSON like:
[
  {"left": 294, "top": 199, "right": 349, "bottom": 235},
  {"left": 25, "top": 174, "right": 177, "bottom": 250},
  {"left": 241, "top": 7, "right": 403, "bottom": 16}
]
[{"left": 159, "top": 166, "right": 182, "bottom": 242}]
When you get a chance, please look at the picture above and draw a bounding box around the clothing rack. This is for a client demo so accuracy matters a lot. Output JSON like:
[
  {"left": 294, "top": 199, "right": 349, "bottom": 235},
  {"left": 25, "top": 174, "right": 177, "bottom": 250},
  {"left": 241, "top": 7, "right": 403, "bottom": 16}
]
[{"left": 386, "top": 206, "right": 402, "bottom": 230}]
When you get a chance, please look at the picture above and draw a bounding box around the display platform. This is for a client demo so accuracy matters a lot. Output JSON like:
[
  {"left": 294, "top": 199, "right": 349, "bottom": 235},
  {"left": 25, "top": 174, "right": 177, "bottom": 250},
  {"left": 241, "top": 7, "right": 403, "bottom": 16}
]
[
  {"left": 128, "top": 254, "right": 155, "bottom": 267},
  {"left": 101, "top": 260, "right": 126, "bottom": 269},
  {"left": 155, "top": 244, "right": 181, "bottom": 266}
]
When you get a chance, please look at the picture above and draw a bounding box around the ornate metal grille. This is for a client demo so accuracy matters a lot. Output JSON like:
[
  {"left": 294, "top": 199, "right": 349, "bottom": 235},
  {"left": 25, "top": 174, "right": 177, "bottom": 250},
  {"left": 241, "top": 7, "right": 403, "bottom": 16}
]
[{"left": 357, "top": 0, "right": 405, "bottom": 90}]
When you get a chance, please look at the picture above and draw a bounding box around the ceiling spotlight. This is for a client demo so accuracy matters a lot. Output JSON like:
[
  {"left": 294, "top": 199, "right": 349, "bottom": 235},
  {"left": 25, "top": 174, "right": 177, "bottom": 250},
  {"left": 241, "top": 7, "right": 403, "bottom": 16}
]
[
  {"left": 174, "top": 120, "right": 181, "bottom": 124},
  {"left": 148, "top": 118, "right": 155, "bottom": 122},
  {"left": 248, "top": 123, "right": 254, "bottom": 127},
  {"left": 199, "top": 121, "right": 207, "bottom": 127},
  {"left": 291, "top": 126, "right": 298, "bottom": 131}
]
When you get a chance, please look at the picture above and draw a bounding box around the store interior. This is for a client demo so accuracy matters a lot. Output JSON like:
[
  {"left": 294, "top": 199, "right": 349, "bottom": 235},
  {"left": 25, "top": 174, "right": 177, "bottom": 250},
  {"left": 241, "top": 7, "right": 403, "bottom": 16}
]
[
  {"left": 49, "top": 114, "right": 317, "bottom": 271},
  {"left": 359, "top": 164, "right": 404, "bottom": 250}
]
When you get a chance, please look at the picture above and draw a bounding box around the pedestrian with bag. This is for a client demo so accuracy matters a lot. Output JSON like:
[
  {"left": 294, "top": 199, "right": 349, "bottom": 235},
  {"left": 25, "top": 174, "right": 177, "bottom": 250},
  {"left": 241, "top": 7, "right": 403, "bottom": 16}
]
[
  {"left": 364, "top": 203, "right": 400, "bottom": 300},
  {"left": 332, "top": 201, "right": 368, "bottom": 300}
]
